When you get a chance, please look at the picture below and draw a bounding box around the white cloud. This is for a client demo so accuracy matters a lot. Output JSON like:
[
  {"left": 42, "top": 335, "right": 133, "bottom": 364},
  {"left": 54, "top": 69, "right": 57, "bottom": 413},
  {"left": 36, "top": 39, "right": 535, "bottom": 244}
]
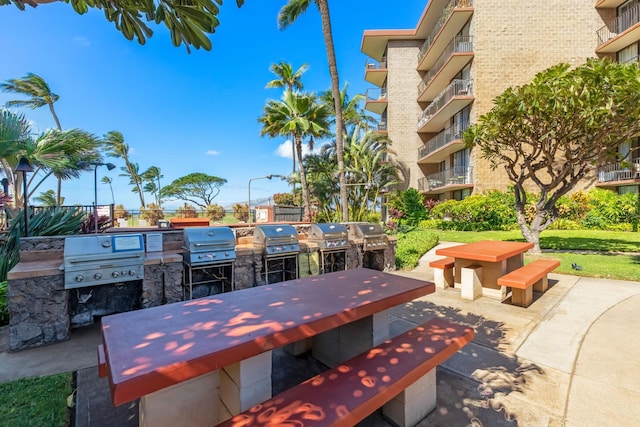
[
  {"left": 275, "top": 139, "right": 322, "bottom": 159},
  {"left": 206, "top": 150, "right": 220, "bottom": 156},
  {"left": 72, "top": 36, "right": 91, "bottom": 47}
]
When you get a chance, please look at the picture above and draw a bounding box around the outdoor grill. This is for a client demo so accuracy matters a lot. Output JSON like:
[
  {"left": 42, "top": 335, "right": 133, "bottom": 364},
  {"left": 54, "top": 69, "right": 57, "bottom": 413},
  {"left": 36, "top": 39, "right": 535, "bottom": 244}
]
[
  {"left": 344, "top": 222, "right": 389, "bottom": 251},
  {"left": 307, "top": 223, "right": 349, "bottom": 273},
  {"left": 63, "top": 234, "right": 145, "bottom": 289},
  {"left": 253, "top": 224, "right": 300, "bottom": 284},
  {"left": 182, "top": 226, "right": 236, "bottom": 299},
  {"left": 63, "top": 234, "right": 145, "bottom": 327},
  {"left": 344, "top": 222, "right": 389, "bottom": 271}
]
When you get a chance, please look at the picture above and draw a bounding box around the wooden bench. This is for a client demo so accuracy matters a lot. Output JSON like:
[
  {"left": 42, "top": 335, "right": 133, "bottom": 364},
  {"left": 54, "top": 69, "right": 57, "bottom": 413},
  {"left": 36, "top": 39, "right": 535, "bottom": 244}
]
[
  {"left": 168, "top": 217, "right": 210, "bottom": 228},
  {"left": 217, "top": 318, "right": 474, "bottom": 427},
  {"left": 497, "top": 259, "right": 560, "bottom": 307},
  {"left": 428, "top": 257, "right": 455, "bottom": 289}
]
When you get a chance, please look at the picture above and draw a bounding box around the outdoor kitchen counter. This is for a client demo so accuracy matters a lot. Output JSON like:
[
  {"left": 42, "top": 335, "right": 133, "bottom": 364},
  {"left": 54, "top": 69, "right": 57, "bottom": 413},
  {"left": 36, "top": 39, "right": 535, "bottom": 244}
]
[{"left": 7, "top": 251, "right": 183, "bottom": 280}]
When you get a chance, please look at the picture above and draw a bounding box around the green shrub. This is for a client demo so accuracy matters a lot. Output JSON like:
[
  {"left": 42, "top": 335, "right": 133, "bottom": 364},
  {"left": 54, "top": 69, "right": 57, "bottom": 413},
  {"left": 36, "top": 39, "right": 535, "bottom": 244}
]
[
  {"left": 273, "top": 193, "right": 296, "bottom": 206},
  {"left": 140, "top": 203, "right": 164, "bottom": 226},
  {"left": 386, "top": 188, "right": 428, "bottom": 227},
  {"left": 206, "top": 204, "right": 226, "bottom": 222},
  {"left": 418, "top": 219, "right": 442, "bottom": 229},
  {"left": 395, "top": 230, "right": 439, "bottom": 270},
  {"left": 0, "top": 281, "right": 7, "bottom": 326},
  {"left": 113, "top": 204, "right": 130, "bottom": 219},
  {"left": 176, "top": 203, "right": 198, "bottom": 218},
  {"left": 548, "top": 218, "right": 582, "bottom": 230},
  {"left": 233, "top": 203, "right": 248, "bottom": 222}
]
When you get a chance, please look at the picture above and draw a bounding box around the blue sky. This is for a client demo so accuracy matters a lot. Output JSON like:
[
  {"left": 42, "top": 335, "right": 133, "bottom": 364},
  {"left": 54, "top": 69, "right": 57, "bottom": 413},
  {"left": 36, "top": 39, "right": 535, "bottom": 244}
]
[{"left": 1, "top": 1, "right": 425, "bottom": 209}]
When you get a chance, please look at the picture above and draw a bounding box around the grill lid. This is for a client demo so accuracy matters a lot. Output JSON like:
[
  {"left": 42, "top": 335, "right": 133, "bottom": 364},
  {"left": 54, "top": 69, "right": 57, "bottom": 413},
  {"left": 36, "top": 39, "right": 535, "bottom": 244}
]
[
  {"left": 183, "top": 226, "right": 236, "bottom": 265},
  {"left": 307, "top": 223, "right": 348, "bottom": 240},
  {"left": 344, "top": 222, "right": 389, "bottom": 251},
  {"left": 253, "top": 224, "right": 300, "bottom": 255}
]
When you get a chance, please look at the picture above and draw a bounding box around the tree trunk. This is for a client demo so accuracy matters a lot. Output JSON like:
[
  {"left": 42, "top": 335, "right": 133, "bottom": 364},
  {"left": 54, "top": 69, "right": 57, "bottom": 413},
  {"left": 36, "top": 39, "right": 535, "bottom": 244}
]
[
  {"left": 317, "top": 0, "right": 348, "bottom": 221},
  {"left": 295, "top": 135, "right": 311, "bottom": 220},
  {"left": 516, "top": 209, "right": 542, "bottom": 254}
]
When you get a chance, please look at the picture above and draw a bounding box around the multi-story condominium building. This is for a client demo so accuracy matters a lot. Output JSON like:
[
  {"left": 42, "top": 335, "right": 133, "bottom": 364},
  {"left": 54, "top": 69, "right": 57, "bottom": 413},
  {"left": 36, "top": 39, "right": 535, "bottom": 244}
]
[{"left": 361, "top": 0, "right": 640, "bottom": 201}]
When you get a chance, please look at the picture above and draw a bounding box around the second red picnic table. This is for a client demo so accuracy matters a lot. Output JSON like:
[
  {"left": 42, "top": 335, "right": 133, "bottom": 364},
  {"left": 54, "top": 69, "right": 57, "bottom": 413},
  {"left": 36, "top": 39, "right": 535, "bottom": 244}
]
[{"left": 435, "top": 240, "right": 534, "bottom": 300}]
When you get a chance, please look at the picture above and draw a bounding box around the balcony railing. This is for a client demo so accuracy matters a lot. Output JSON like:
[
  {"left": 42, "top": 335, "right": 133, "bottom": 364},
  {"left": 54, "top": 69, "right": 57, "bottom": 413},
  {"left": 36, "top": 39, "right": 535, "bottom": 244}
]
[
  {"left": 418, "top": 79, "right": 473, "bottom": 129},
  {"left": 597, "top": 158, "right": 640, "bottom": 182},
  {"left": 365, "top": 87, "right": 387, "bottom": 101},
  {"left": 374, "top": 120, "right": 388, "bottom": 132},
  {"left": 622, "top": 55, "right": 640, "bottom": 64},
  {"left": 418, "top": 36, "right": 474, "bottom": 94},
  {"left": 418, "top": 166, "right": 473, "bottom": 191},
  {"left": 417, "top": 0, "right": 473, "bottom": 62},
  {"left": 597, "top": 2, "right": 640, "bottom": 45},
  {"left": 365, "top": 58, "right": 387, "bottom": 70},
  {"left": 418, "top": 122, "right": 469, "bottom": 159}
]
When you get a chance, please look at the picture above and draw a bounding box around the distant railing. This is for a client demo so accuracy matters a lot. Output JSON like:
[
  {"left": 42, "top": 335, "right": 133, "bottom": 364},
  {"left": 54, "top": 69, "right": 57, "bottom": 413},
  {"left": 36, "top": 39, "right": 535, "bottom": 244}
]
[
  {"left": 418, "top": 166, "right": 473, "bottom": 191},
  {"left": 418, "top": 35, "right": 474, "bottom": 95},
  {"left": 417, "top": 0, "right": 473, "bottom": 62},
  {"left": 418, "top": 79, "right": 473, "bottom": 129},
  {"left": 597, "top": 158, "right": 640, "bottom": 182},
  {"left": 418, "top": 121, "right": 469, "bottom": 159},
  {"left": 365, "top": 87, "right": 388, "bottom": 101},
  {"left": 597, "top": 2, "right": 640, "bottom": 46}
]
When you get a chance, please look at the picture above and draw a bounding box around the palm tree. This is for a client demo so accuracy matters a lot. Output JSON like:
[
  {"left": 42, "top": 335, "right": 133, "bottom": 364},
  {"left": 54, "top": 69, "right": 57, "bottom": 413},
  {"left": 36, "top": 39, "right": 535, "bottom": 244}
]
[
  {"left": 278, "top": 0, "right": 348, "bottom": 221},
  {"left": 259, "top": 90, "right": 330, "bottom": 220},
  {"left": 266, "top": 62, "right": 310, "bottom": 196},
  {"left": 142, "top": 166, "right": 163, "bottom": 207},
  {"left": 0, "top": 73, "right": 69, "bottom": 204},
  {"left": 103, "top": 131, "right": 146, "bottom": 208},
  {"left": 0, "top": 109, "right": 32, "bottom": 207},
  {"left": 34, "top": 189, "right": 62, "bottom": 207},
  {"left": 320, "top": 83, "right": 375, "bottom": 137},
  {"left": 101, "top": 176, "right": 115, "bottom": 205}
]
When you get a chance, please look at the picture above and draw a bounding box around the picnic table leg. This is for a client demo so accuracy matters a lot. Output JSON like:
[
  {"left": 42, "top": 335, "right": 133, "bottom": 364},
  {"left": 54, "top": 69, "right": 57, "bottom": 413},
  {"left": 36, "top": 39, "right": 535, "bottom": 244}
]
[
  {"left": 312, "top": 309, "right": 390, "bottom": 367},
  {"left": 461, "top": 265, "right": 483, "bottom": 300}
]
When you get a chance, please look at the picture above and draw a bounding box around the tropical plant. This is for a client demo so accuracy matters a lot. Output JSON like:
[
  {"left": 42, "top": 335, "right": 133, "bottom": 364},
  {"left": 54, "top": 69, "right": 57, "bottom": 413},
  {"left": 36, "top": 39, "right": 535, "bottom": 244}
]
[
  {"left": 80, "top": 213, "right": 114, "bottom": 233},
  {"left": 0, "top": 207, "right": 85, "bottom": 281},
  {"left": 465, "top": 58, "right": 640, "bottom": 253},
  {"left": 266, "top": 61, "right": 310, "bottom": 184},
  {"left": 259, "top": 89, "right": 330, "bottom": 220},
  {"left": 160, "top": 172, "right": 227, "bottom": 209},
  {"left": 5, "top": 0, "right": 246, "bottom": 52},
  {"left": 33, "top": 189, "right": 62, "bottom": 206},
  {"left": 0, "top": 109, "right": 31, "bottom": 204},
  {"left": 205, "top": 203, "right": 225, "bottom": 222},
  {"left": 278, "top": 0, "right": 348, "bottom": 221},
  {"left": 113, "top": 204, "right": 130, "bottom": 219},
  {"left": 101, "top": 176, "right": 115, "bottom": 205},
  {"left": 142, "top": 166, "right": 163, "bottom": 207},
  {"left": 386, "top": 188, "right": 428, "bottom": 228},
  {"left": 104, "top": 131, "right": 146, "bottom": 208},
  {"left": 320, "top": 83, "right": 374, "bottom": 136},
  {"left": 273, "top": 192, "right": 296, "bottom": 206}
]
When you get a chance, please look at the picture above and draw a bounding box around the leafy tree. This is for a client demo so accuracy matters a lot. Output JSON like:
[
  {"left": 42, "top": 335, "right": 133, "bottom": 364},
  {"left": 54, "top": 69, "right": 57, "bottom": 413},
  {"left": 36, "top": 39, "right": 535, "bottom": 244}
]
[
  {"left": 233, "top": 202, "right": 248, "bottom": 222},
  {"left": 465, "top": 58, "right": 640, "bottom": 253},
  {"left": 4, "top": 0, "right": 246, "bottom": 52},
  {"left": 140, "top": 202, "right": 164, "bottom": 225},
  {"left": 278, "top": 0, "right": 348, "bottom": 221},
  {"left": 104, "top": 131, "right": 146, "bottom": 208},
  {"left": 0, "top": 109, "right": 31, "bottom": 206},
  {"left": 259, "top": 90, "right": 330, "bottom": 220},
  {"left": 176, "top": 202, "right": 198, "bottom": 218},
  {"left": 160, "top": 172, "right": 227, "bottom": 209},
  {"left": 273, "top": 192, "right": 295, "bottom": 206}
]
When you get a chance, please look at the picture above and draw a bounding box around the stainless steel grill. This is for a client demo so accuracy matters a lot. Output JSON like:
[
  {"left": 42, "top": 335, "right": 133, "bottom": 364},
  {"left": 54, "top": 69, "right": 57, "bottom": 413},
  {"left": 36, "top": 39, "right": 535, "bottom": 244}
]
[
  {"left": 307, "top": 223, "right": 349, "bottom": 274},
  {"left": 253, "top": 224, "right": 300, "bottom": 285},
  {"left": 63, "top": 234, "right": 145, "bottom": 289},
  {"left": 182, "top": 227, "right": 236, "bottom": 299},
  {"left": 253, "top": 224, "right": 301, "bottom": 256},
  {"left": 307, "top": 223, "right": 349, "bottom": 252},
  {"left": 182, "top": 226, "right": 236, "bottom": 266},
  {"left": 343, "top": 222, "right": 389, "bottom": 252}
]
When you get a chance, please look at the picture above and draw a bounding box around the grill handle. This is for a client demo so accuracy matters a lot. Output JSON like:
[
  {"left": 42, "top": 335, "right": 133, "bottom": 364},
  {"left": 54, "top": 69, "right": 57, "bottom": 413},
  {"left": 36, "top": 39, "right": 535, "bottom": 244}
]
[
  {"left": 192, "top": 243, "right": 233, "bottom": 248},
  {"left": 64, "top": 252, "right": 144, "bottom": 264}
]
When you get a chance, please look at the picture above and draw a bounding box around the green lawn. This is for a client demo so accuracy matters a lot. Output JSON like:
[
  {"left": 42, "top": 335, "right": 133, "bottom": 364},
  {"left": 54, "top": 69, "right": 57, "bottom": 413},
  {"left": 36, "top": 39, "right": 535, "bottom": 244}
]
[
  {"left": 398, "top": 228, "right": 640, "bottom": 282},
  {"left": 0, "top": 373, "right": 72, "bottom": 427}
]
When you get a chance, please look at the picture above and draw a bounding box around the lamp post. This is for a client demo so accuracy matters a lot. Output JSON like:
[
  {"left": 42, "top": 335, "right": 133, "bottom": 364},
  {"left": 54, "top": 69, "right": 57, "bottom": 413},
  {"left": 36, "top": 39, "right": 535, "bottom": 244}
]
[
  {"left": 79, "top": 161, "right": 116, "bottom": 233},
  {"left": 247, "top": 174, "right": 286, "bottom": 227},
  {"left": 15, "top": 156, "right": 34, "bottom": 237}
]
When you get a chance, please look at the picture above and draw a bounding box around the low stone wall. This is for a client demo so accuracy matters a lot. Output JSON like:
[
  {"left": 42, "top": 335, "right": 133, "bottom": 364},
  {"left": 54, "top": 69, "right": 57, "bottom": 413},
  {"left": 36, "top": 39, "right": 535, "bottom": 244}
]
[{"left": 7, "top": 225, "right": 397, "bottom": 351}]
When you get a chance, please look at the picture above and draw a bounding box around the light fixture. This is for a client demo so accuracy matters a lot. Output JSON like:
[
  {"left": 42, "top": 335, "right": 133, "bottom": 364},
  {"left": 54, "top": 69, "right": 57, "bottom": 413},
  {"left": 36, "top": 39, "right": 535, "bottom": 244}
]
[
  {"left": 79, "top": 161, "right": 117, "bottom": 233},
  {"left": 15, "top": 156, "right": 34, "bottom": 237},
  {"left": 247, "top": 174, "right": 287, "bottom": 227}
]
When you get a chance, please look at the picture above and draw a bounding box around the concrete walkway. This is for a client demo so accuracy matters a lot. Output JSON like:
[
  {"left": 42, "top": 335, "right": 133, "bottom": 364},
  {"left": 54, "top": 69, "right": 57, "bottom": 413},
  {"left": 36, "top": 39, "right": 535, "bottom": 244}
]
[{"left": 1, "top": 242, "right": 639, "bottom": 426}]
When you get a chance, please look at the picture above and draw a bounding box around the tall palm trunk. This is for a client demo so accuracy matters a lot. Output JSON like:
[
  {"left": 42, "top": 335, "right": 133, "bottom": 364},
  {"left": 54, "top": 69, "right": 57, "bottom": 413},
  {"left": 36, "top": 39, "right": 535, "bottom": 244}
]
[
  {"left": 317, "top": 0, "right": 348, "bottom": 221},
  {"left": 48, "top": 102, "right": 64, "bottom": 206},
  {"left": 295, "top": 135, "right": 311, "bottom": 220}
]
